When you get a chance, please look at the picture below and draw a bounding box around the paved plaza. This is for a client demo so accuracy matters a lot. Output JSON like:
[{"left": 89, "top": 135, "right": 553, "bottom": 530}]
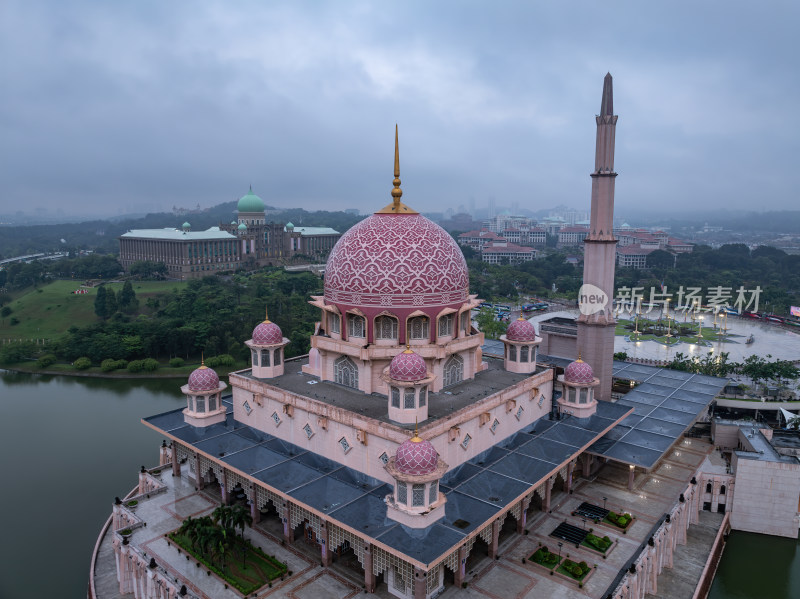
[{"left": 92, "top": 437, "right": 722, "bottom": 599}]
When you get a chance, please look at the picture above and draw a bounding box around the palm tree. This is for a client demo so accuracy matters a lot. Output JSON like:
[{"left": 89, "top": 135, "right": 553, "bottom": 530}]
[
  {"left": 212, "top": 504, "right": 233, "bottom": 535},
  {"left": 230, "top": 504, "right": 253, "bottom": 567}
]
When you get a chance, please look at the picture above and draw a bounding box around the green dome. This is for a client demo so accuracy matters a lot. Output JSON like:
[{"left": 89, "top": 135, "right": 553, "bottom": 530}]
[
  {"left": 237, "top": 186, "right": 265, "bottom": 213},
  {"left": 230, "top": 221, "right": 237, "bottom": 225},
  {"left": 237, "top": 223, "right": 248, "bottom": 231},
  {"left": 285, "top": 222, "right": 295, "bottom": 229},
  {"left": 182, "top": 222, "right": 191, "bottom": 229}
]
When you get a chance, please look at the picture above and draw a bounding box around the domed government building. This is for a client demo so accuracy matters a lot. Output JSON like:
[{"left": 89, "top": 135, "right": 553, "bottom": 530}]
[
  {"left": 118, "top": 187, "right": 341, "bottom": 279},
  {"left": 92, "top": 79, "right": 754, "bottom": 599}
]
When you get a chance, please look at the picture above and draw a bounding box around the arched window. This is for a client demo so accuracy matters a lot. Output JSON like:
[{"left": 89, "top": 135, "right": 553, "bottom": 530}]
[
  {"left": 375, "top": 315, "right": 399, "bottom": 340},
  {"left": 509, "top": 345, "right": 517, "bottom": 361},
  {"left": 397, "top": 481, "right": 407, "bottom": 504},
  {"left": 419, "top": 387, "right": 427, "bottom": 407},
  {"left": 334, "top": 356, "right": 359, "bottom": 389},
  {"left": 520, "top": 345, "right": 529, "bottom": 362},
  {"left": 720, "top": 485, "right": 726, "bottom": 495},
  {"left": 250, "top": 349, "right": 258, "bottom": 365},
  {"left": 329, "top": 312, "right": 341, "bottom": 334},
  {"left": 438, "top": 313, "right": 454, "bottom": 337},
  {"left": 705, "top": 482, "right": 713, "bottom": 493},
  {"left": 579, "top": 388, "right": 588, "bottom": 404},
  {"left": 274, "top": 349, "right": 281, "bottom": 365},
  {"left": 568, "top": 387, "right": 576, "bottom": 402},
  {"left": 460, "top": 311, "right": 469, "bottom": 334},
  {"left": 347, "top": 314, "right": 365, "bottom": 338},
  {"left": 391, "top": 387, "right": 400, "bottom": 408},
  {"left": 208, "top": 395, "right": 217, "bottom": 412},
  {"left": 412, "top": 483, "right": 425, "bottom": 507},
  {"left": 261, "top": 349, "right": 271, "bottom": 367},
  {"left": 443, "top": 354, "right": 464, "bottom": 387},
  {"left": 404, "top": 388, "right": 415, "bottom": 409},
  {"left": 408, "top": 316, "right": 429, "bottom": 340},
  {"left": 429, "top": 481, "right": 438, "bottom": 504},
  {"left": 196, "top": 395, "right": 206, "bottom": 413}
]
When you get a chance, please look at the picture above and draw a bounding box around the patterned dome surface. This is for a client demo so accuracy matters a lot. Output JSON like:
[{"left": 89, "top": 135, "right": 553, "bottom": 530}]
[
  {"left": 507, "top": 317, "right": 537, "bottom": 342},
  {"left": 324, "top": 213, "right": 469, "bottom": 309},
  {"left": 188, "top": 365, "right": 220, "bottom": 392},
  {"left": 237, "top": 188, "right": 265, "bottom": 213},
  {"left": 389, "top": 350, "right": 427, "bottom": 381},
  {"left": 564, "top": 359, "right": 594, "bottom": 384},
  {"left": 395, "top": 437, "right": 438, "bottom": 475},
  {"left": 252, "top": 321, "right": 283, "bottom": 345}
]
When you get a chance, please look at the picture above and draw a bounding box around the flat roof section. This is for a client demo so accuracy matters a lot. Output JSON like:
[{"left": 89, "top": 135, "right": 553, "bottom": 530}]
[
  {"left": 236, "top": 356, "right": 541, "bottom": 431},
  {"left": 143, "top": 398, "right": 630, "bottom": 567}
]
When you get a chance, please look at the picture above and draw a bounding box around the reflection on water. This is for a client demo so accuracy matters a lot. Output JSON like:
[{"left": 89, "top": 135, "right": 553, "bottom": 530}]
[
  {"left": 708, "top": 531, "right": 799, "bottom": 599},
  {"left": 531, "top": 311, "right": 800, "bottom": 362},
  {"left": 0, "top": 371, "right": 183, "bottom": 599}
]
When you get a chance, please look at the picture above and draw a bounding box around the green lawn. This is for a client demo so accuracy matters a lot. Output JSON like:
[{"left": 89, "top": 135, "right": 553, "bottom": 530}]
[
  {"left": 169, "top": 530, "right": 287, "bottom": 594},
  {"left": 0, "top": 280, "right": 186, "bottom": 341}
]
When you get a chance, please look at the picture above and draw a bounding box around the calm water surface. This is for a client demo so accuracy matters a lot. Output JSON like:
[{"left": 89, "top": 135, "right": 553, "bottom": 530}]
[
  {"left": 0, "top": 371, "right": 797, "bottom": 599},
  {"left": 0, "top": 371, "right": 182, "bottom": 599}
]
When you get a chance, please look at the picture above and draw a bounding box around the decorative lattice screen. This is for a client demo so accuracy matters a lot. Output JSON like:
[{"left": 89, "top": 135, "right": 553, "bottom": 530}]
[
  {"left": 289, "top": 503, "right": 322, "bottom": 538},
  {"left": 426, "top": 564, "right": 442, "bottom": 594},
  {"left": 373, "top": 545, "right": 414, "bottom": 582},
  {"left": 328, "top": 523, "right": 365, "bottom": 566},
  {"left": 255, "top": 485, "right": 282, "bottom": 511},
  {"left": 226, "top": 470, "right": 248, "bottom": 492}
]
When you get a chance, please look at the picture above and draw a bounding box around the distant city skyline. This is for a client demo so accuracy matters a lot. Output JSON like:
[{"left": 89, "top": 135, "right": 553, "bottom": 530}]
[{"left": 1, "top": 1, "right": 798, "bottom": 218}]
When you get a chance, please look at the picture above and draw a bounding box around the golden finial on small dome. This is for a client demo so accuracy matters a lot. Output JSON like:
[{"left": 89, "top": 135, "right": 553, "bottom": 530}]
[
  {"left": 200, "top": 352, "right": 207, "bottom": 369},
  {"left": 264, "top": 306, "right": 271, "bottom": 324},
  {"left": 376, "top": 125, "right": 418, "bottom": 215},
  {"left": 577, "top": 351, "right": 583, "bottom": 363},
  {"left": 404, "top": 341, "right": 412, "bottom": 354},
  {"left": 411, "top": 418, "right": 422, "bottom": 442}
]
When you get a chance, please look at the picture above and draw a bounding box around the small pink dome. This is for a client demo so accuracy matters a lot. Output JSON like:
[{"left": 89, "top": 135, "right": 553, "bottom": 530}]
[
  {"left": 564, "top": 358, "right": 594, "bottom": 384},
  {"left": 188, "top": 365, "right": 220, "bottom": 392},
  {"left": 389, "top": 349, "right": 427, "bottom": 382},
  {"left": 395, "top": 436, "right": 438, "bottom": 475},
  {"left": 506, "top": 317, "right": 537, "bottom": 342},
  {"left": 252, "top": 320, "right": 283, "bottom": 345}
]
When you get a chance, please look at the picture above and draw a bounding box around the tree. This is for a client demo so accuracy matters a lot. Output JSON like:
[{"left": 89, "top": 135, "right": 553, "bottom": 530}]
[
  {"left": 119, "top": 280, "right": 138, "bottom": 313},
  {"left": 94, "top": 286, "right": 108, "bottom": 319},
  {"left": 105, "top": 288, "right": 118, "bottom": 316},
  {"left": 647, "top": 250, "right": 675, "bottom": 269},
  {"left": 230, "top": 504, "right": 253, "bottom": 566}
]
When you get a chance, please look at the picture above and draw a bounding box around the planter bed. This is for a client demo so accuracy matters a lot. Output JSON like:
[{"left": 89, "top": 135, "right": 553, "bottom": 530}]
[
  {"left": 580, "top": 532, "right": 616, "bottom": 556},
  {"left": 527, "top": 546, "right": 562, "bottom": 571},
  {"left": 555, "top": 558, "right": 594, "bottom": 587}
]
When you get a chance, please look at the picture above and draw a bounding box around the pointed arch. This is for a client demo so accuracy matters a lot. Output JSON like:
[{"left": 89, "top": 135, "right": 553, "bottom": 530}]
[
  {"left": 443, "top": 354, "right": 464, "bottom": 387},
  {"left": 334, "top": 356, "right": 359, "bottom": 389}
]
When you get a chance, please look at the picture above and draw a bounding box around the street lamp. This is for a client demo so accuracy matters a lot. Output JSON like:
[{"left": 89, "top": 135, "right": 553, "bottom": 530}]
[
  {"left": 603, "top": 496, "right": 607, "bottom": 510},
  {"left": 582, "top": 518, "right": 587, "bottom": 530},
  {"left": 557, "top": 541, "right": 563, "bottom": 562}
]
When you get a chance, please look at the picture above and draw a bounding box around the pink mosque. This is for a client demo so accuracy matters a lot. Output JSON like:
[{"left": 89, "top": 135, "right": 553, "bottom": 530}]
[{"left": 92, "top": 76, "right": 761, "bottom": 599}]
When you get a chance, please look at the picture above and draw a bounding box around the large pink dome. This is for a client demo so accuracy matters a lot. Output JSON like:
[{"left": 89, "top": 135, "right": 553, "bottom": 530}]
[
  {"left": 389, "top": 349, "right": 427, "bottom": 382},
  {"left": 506, "top": 317, "right": 537, "bottom": 342},
  {"left": 324, "top": 213, "right": 469, "bottom": 310},
  {"left": 395, "top": 437, "right": 438, "bottom": 475},
  {"left": 564, "top": 359, "right": 594, "bottom": 384},
  {"left": 188, "top": 365, "right": 220, "bottom": 392},
  {"left": 252, "top": 320, "right": 283, "bottom": 345}
]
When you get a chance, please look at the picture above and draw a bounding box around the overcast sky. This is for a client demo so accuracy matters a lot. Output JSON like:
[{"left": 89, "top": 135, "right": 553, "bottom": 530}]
[{"left": 1, "top": 1, "right": 798, "bottom": 219}]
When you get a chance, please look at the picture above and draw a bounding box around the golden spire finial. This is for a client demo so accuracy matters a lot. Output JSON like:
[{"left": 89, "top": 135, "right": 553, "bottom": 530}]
[
  {"left": 264, "top": 306, "right": 271, "bottom": 324},
  {"left": 404, "top": 341, "right": 412, "bottom": 353},
  {"left": 376, "top": 125, "right": 418, "bottom": 214},
  {"left": 200, "top": 352, "right": 207, "bottom": 369},
  {"left": 391, "top": 124, "right": 403, "bottom": 208},
  {"left": 411, "top": 418, "right": 422, "bottom": 442},
  {"left": 577, "top": 351, "right": 583, "bottom": 363}
]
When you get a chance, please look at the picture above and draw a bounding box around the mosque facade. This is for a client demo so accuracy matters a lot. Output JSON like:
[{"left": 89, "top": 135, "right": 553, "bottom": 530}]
[{"left": 96, "top": 77, "right": 742, "bottom": 599}]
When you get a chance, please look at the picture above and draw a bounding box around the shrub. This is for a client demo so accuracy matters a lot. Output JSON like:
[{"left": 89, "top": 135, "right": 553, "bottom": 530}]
[
  {"left": 127, "top": 360, "right": 144, "bottom": 373},
  {"left": 142, "top": 358, "right": 160, "bottom": 371},
  {"left": 217, "top": 354, "right": 236, "bottom": 366},
  {"left": 37, "top": 354, "right": 57, "bottom": 368},
  {"left": 169, "top": 357, "right": 184, "bottom": 368},
  {"left": 205, "top": 356, "right": 221, "bottom": 368},
  {"left": 101, "top": 358, "right": 118, "bottom": 372},
  {"left": 74, "top": 357, "right": 92, "bottom": 370}
]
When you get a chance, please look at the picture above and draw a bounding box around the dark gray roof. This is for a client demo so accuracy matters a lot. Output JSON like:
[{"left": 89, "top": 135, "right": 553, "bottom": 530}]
[
  {"left": 144, "top": 399, "right": 628, "bottom": 567},
  {"left": 586, "top": 361, "right": 728, "bottom": 469}
]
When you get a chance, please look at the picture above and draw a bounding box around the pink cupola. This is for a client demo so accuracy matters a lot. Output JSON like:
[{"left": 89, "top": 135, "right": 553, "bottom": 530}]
[
  {"left": 557, "top": 354, "right": 600, "bottom": 418},
  {"left": 500, "top": 316, "right": 541, "bottom": 374},
  {"left": 382, "top": 347, "right": 435, "bottom": 424},
  {"left": 245, "top": 308, "right": 290, "bottom": 378},
  {"left": 181, "top": 358, "right": 227, "bottom": 427},
  {"left": 384, "top": 429, "right": 448, "bottom": 528}
]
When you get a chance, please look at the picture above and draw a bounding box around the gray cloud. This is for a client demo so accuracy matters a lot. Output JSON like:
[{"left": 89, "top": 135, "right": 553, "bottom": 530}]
[{"left": 1, "top": 0, "right": 797, "bottom": 219}]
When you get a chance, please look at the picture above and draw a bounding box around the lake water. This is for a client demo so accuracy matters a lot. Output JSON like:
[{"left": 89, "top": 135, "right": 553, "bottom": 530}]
[
  {"left": 0, "top": 371, "right": 183, "bottom": 599},
  {"left": 0, "top": 371, "right": 796, "bottom": 598}
]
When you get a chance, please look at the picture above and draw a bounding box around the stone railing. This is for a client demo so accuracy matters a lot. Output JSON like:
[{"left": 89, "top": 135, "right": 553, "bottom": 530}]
[{"left": 691, "top": 512, "right": 731, "bottom": 599}]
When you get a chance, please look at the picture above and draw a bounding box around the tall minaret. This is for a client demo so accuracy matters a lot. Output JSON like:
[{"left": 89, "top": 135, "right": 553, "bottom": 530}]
[{"left": 577, "top": 73, "right": 618, "bottom": 402}]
